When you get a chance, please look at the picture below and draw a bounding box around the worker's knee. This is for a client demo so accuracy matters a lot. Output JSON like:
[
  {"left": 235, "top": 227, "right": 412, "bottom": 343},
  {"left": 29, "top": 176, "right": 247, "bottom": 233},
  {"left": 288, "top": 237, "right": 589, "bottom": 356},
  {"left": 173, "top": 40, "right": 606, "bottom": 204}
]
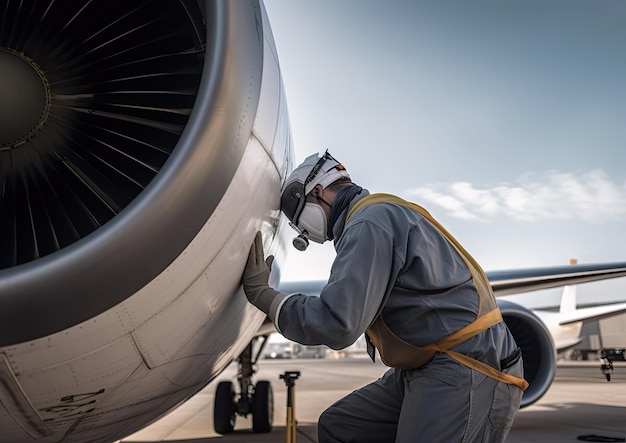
[{"left": 317, "top": 407, "right": 337, "bottom": 443}]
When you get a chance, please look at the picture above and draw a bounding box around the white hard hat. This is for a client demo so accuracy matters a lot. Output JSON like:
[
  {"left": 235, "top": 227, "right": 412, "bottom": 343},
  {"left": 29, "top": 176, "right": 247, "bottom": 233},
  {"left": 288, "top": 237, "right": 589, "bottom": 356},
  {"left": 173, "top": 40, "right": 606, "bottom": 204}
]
[{"left": 280, "top": 151, "right": 350, "bottom": 225}]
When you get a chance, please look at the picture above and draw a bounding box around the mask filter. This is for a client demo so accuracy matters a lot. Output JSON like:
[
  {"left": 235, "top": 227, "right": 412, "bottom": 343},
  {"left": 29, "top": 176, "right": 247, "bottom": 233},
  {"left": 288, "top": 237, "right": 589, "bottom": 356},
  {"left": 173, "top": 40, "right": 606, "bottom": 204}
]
[
  {"left": 288, "top": 201, "right": 328, "bottom": 251},
  {"left": 292, "top": 231, "right": 309, "bottom": 251}
]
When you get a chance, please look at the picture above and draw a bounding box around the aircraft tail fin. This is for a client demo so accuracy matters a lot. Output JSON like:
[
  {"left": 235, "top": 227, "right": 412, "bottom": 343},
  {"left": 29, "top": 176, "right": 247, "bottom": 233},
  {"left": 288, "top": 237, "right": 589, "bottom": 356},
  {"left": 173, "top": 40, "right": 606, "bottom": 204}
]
[
  {"left": 558, "top": 259, "right": 579, "bottom": 314},
  {"left": 559, "top": 285, "right": 577, "bottom": 314}
]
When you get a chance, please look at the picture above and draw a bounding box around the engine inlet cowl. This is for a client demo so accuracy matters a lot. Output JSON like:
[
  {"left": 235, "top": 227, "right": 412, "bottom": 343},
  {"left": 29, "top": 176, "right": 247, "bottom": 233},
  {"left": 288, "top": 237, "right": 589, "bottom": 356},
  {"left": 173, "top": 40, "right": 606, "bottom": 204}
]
[{"left": 0, "top": 0, "right": 264, "bottom": 348}]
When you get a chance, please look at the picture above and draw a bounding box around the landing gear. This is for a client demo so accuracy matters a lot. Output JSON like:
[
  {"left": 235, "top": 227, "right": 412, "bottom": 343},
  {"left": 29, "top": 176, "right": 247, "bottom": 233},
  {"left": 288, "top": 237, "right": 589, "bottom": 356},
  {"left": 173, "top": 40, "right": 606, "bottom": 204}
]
[
  {"left": 214, "top": 381, "right": 236, "bottom": 434},
  {"left": 600, "top": 348, "right": 626, "bottom": 382},
  {"left": 252, "top": 380, "right": 273, "bottom": 433},
  {"left": 601, "top": 359, "right": 613, "bottom": 382},
  {"left": 213, "top": 336, "right": 273, "bottom": 434}
]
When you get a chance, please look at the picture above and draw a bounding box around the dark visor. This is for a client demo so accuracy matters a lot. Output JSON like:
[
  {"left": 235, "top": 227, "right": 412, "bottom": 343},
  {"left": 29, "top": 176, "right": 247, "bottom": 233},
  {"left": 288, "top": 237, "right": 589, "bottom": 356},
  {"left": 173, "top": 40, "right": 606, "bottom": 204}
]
[{"left": 281, "top": 180, "right": 306, "bottom": 225}]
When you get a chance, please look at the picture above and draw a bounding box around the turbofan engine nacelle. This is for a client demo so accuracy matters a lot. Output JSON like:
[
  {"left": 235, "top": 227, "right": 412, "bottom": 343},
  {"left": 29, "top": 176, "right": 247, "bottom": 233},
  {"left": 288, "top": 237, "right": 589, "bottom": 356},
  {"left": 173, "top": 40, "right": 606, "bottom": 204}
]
[
  {"left": 0, "top": 1, "right": 292, "bottom": 441},
  {"left": 0, "top": 0, "right": 277, "bottom": 346}
]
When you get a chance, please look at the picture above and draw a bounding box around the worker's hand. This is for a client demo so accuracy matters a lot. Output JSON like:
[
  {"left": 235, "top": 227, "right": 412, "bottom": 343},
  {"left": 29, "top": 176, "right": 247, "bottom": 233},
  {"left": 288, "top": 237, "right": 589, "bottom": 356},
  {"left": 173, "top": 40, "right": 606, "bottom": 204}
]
[{"left": 243, "top": 231, "right": 283, "bottom": 316}]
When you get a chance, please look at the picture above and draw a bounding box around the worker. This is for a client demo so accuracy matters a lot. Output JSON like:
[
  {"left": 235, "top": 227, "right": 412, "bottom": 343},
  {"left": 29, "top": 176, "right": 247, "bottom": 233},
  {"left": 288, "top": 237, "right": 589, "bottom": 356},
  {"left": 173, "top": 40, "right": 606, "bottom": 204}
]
[{"left": 242, "top": 150, "right": 527, "bottom": 443}]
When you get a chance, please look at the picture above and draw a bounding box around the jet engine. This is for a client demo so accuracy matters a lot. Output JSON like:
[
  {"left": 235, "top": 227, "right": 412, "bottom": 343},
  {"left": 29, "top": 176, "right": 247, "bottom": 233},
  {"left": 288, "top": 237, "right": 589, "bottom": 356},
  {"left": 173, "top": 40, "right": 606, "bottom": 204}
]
[
  {"left": 498, "top": 299, "right": 557, "bottom": 408},
  {"left": 1, "top": 1, "right": 291, "bottom": 441},
  {"left": 0, "top": 0, "right": 278, "bottom": 343}
]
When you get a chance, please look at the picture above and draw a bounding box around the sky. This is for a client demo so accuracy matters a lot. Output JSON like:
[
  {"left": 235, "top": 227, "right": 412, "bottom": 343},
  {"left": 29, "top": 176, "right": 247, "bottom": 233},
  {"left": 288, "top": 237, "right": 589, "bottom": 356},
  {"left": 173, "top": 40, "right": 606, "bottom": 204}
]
[{"left": 262, "top": 0, "right": 626, "bottom": 308}]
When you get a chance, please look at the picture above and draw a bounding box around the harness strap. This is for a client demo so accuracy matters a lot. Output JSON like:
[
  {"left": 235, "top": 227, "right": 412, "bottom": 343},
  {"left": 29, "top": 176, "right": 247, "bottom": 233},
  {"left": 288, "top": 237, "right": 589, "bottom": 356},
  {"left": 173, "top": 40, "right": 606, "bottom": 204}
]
[
  {"left": 430, "top": 308, "right": 503, "bottom": 351},
  {"left": 424, "top": 309, "right": 529, "bottom": 391},
  {"left": 445, "top": 350, "right": 529, "bottom": 390}
]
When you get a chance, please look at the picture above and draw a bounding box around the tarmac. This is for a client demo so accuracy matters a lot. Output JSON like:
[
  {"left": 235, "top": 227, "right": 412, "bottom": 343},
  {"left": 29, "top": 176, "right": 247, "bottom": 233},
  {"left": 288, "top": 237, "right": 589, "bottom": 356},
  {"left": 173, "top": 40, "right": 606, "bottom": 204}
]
[{"left": 121, "top": 358, "right": 626, "bottom": 443}]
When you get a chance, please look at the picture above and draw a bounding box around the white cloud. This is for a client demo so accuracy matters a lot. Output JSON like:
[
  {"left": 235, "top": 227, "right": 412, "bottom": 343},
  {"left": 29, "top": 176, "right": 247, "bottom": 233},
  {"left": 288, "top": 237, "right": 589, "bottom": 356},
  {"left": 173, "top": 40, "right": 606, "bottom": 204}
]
[{"left": 404, "top": 170, "right": 626, "bottom": 222}]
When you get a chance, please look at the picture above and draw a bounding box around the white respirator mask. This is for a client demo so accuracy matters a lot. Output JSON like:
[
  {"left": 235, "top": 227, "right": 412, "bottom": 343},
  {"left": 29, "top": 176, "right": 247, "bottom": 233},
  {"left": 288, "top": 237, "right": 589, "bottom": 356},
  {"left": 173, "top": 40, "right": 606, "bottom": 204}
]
[{"left": 297, "top": 202, "right": 328, "bottom": 245}]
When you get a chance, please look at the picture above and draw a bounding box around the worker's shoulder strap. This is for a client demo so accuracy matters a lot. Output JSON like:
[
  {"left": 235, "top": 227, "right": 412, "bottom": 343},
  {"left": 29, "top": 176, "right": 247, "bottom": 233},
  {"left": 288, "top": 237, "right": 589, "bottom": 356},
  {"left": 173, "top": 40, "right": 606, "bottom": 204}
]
[
  {"left": 348, "top": 193, "right": 529, "bottom": 391},
  {"left": 347, "top": 193, "right": 496, "bottom": 314}
]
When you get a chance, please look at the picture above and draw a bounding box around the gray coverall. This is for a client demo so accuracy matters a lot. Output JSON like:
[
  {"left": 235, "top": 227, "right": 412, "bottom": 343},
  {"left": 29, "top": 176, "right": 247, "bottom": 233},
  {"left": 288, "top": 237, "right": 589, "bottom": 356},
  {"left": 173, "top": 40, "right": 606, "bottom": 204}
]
[{"left": 272, "top": 190, "right": 524, "bottom": 443}]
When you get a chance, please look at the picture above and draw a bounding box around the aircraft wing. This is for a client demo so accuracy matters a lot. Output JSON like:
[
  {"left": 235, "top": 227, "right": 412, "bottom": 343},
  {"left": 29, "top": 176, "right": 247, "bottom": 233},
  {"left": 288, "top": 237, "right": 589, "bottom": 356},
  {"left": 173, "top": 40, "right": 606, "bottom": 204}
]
[
  {"left": 486, "top": 262, "right": 626, "bottom": 296},
  {"left": 555, "top": 302, "right": 626, "bottom": 326},
  {"left": 278, "top": 261, "right": 626, "bottom": 297}
]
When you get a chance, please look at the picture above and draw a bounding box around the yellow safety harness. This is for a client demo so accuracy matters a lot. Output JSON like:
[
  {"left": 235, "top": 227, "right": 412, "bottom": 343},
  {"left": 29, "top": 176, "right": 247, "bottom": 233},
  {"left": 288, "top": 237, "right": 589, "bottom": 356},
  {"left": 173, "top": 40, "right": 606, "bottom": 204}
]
[{"left": 346, "top": 193, "right": 529, "bottom": 391}]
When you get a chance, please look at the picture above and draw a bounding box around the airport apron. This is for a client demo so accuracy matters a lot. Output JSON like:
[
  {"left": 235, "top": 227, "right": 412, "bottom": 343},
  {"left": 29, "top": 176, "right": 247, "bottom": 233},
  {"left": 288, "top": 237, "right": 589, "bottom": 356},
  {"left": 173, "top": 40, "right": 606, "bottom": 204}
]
[{"left": 346, "top": 193, "right": 528, "bottom": 391}]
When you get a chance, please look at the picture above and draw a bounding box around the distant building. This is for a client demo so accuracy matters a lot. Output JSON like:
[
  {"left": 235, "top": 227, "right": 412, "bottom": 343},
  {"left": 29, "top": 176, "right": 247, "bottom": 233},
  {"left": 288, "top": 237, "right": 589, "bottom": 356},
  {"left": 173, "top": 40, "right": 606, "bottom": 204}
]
[{"left": 573, "top": 311, "right": 626, "bottom": 360}]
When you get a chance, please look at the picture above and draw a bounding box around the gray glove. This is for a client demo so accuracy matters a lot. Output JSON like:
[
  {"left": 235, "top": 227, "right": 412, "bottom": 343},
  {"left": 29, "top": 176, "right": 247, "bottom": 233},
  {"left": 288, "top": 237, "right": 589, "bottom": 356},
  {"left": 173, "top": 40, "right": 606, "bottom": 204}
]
[{"left": 243, "top": 231, "right": 284, "bottom": 317}]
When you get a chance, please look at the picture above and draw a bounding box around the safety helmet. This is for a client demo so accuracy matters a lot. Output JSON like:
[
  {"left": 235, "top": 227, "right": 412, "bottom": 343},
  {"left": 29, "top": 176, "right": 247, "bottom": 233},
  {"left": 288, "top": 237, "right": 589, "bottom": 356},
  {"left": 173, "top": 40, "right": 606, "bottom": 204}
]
[{"left": 280, "top": 150, "right": 350, "bottom": 227}]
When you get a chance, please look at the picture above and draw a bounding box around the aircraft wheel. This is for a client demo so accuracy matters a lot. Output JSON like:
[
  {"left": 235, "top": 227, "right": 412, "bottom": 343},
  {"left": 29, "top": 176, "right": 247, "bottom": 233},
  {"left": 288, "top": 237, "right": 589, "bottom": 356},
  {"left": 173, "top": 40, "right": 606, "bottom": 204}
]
[
  {"left": 252, "top": 380, "right": 273, "bottom": 433},
  {"left": 214, "top": 381, "right": 236, "bottom": 434}
]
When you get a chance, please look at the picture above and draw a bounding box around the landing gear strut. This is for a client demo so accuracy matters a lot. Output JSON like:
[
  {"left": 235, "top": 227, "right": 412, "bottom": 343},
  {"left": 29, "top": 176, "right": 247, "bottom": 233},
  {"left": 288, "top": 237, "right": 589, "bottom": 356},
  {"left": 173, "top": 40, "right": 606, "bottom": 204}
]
[
  {"left": 600, "top": 348, "right": 626, "bottom": 382},
  {"left": 601, "top": 358, "right": 614, "bottom": 382},
  {"left": 214, "top": 336, "right": 273, "bottom": 434}
]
